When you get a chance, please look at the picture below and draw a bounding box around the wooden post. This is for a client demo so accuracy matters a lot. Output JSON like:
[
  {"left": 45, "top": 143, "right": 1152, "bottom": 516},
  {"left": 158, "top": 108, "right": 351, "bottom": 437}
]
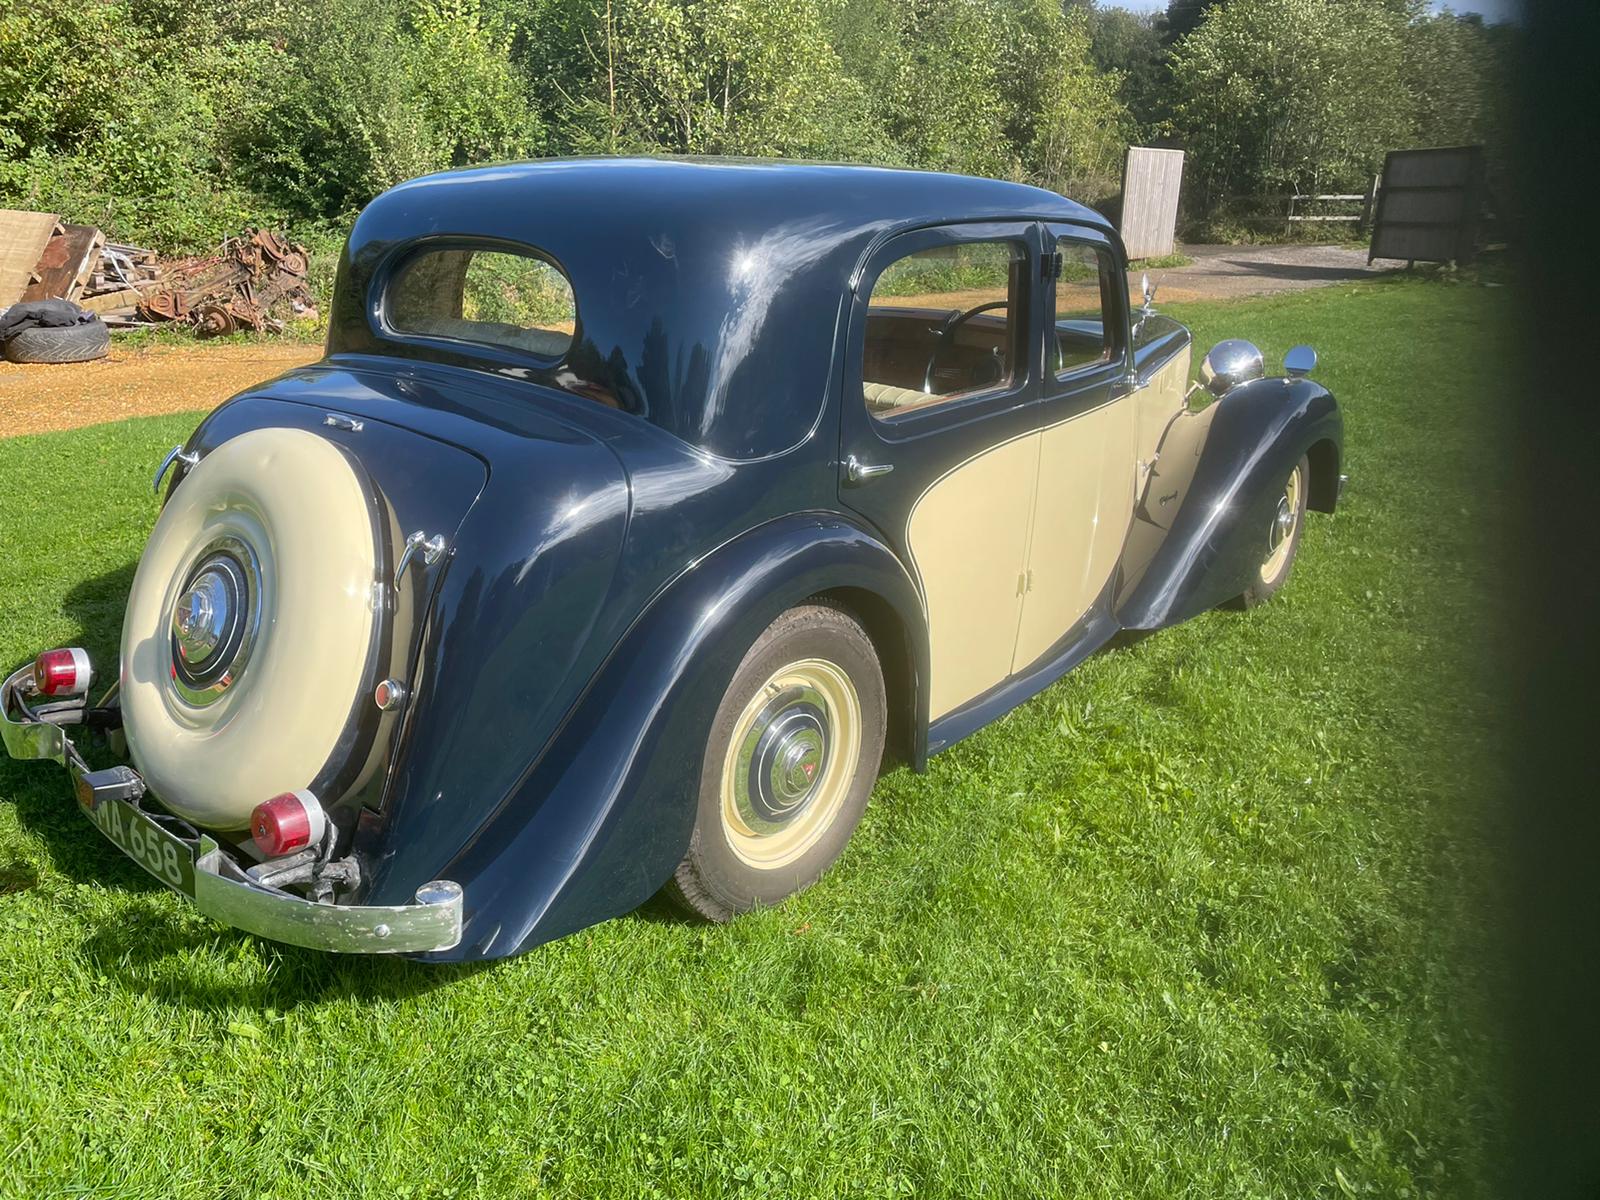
[{"left": 1359, "top": 174, "right": 1380, "bottom": 232}]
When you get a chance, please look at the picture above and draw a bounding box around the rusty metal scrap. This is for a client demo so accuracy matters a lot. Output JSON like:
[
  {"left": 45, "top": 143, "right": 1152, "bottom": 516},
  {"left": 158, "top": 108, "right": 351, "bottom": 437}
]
[{"left": 133, "top": 229, "right": 316, "bottom": 335}]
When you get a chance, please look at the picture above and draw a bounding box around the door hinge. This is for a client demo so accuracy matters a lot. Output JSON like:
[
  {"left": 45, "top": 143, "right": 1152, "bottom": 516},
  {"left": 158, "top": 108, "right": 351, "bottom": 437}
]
[{"left": 1040, "top": 251, "right": 1062, "bottom": 281}]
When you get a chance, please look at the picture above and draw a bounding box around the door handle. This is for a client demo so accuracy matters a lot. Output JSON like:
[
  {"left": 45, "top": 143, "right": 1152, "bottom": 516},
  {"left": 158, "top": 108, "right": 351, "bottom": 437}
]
[
  {"left": 153, "top": 445, "right": 199, "bottom": 495},
  {"left": 394, "top": 531, "right": 448, "bottom": 588},
  {"left": 844, "top": 455, "right": 894, "bottom": 485}
]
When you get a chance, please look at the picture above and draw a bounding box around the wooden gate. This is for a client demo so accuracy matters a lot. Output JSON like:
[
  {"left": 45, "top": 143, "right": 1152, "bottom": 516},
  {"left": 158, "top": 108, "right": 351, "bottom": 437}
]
[
  {"left": 1119, "top": 147, "right": 1185, "bottom": 260},
  {"left": 1369, "top": 145, "right": 1485, "bottom": 265}
]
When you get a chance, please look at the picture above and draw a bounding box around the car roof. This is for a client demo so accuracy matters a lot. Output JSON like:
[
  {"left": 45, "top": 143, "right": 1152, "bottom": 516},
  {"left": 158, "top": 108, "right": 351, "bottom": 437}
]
[{"left": 330, "top": 157, "right": 1116, "bottom": 459}]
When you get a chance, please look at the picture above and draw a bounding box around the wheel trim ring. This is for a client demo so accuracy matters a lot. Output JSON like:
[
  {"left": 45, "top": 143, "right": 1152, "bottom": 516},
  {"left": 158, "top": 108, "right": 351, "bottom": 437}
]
[
  {"left": 719, "top": 658, "right": 861, "bottom": 870},
  {"left": 1260, "top": 462, "right": 1303, "bottom": 583}
]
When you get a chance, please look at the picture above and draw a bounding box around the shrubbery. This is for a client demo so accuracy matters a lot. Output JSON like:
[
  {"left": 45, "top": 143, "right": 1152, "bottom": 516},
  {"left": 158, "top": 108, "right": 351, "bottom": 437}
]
[{"left": 0, "top": 0, "right": 1514, "bottom": 260}]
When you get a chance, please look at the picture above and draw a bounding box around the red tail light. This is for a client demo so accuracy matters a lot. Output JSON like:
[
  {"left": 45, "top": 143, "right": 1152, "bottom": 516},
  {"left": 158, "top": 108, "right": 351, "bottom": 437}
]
[
  {"left": 250, "top": 790, "right": 327, "bottom": 858},
  {"left": 33, "top": 648, "right": 93, "bottom": 697}
]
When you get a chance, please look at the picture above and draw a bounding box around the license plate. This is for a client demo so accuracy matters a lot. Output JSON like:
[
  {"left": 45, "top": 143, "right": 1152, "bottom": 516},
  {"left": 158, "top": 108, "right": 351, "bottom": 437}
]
[{"left": 78, "top": 791, "right": 196, "bottom": 896}]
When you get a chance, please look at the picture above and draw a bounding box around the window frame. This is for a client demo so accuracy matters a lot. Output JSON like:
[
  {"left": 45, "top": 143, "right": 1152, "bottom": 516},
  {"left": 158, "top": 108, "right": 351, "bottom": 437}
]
[
  {"left": 851, "top": 223, "right": 1036, "bottom": 435},
  {"left": 1049, "top": 238, "right": 1123, "bottom": 384},
  {"left": 373, "top": 236, "right": 581, "bottom": 368}
]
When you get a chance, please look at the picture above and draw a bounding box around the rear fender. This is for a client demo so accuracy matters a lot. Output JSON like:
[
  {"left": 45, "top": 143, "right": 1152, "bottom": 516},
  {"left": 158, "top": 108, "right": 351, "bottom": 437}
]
[
  {"left": 1115, "top": 376, "right": 1342, "bottom": 630},
  {"left": 395, "top": 512, "right": 926, "bottom": 962}
]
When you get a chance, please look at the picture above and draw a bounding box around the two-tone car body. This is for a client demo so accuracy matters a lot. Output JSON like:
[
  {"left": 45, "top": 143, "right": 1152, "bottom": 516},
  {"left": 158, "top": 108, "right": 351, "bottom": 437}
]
[{"left": 1, "top": 159, "right": 1343, "bottom": 962}]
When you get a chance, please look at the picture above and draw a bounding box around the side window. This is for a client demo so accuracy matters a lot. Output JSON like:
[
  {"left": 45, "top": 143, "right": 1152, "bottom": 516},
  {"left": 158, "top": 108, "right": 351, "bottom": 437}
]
[
  {"left": 388, "top": 246, "right": 576, "bottom": 359},
  {"left": 1053, "top": 242, "right": 1118, "bottom": 378},
  {"left": 862, "top": 240, "right": 1023, "bottom": 419}
]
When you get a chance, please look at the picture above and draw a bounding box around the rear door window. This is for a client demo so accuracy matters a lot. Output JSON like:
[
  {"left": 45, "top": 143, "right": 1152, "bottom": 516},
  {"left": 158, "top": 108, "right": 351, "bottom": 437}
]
[
  {"left": 861, "top": 240, "right": 1024, "bottom": 419},
  {"left": 388, "top": 246, "right": 576, "bottom": 359}
]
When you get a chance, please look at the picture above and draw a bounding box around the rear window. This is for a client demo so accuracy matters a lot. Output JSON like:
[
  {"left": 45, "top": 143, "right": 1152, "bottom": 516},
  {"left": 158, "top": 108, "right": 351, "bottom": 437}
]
[{"left": 388, "top": 246, "right": 576, "bottom": 359}]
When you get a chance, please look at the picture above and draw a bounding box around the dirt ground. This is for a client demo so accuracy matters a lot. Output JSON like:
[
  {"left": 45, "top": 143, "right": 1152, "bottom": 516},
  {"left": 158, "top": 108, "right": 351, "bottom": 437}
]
[
  {"left": 0, "top": 246, "right": 1391, "bottom": 440},
  {"left": 0, "top": 341, "right": 321, "bottom": 439}
]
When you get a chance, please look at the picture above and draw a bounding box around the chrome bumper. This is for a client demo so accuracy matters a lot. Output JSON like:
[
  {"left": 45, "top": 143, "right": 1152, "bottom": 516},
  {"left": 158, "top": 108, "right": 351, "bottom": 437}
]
[{"left": 1, "top": 665, "right": 462, "bottom": 954}]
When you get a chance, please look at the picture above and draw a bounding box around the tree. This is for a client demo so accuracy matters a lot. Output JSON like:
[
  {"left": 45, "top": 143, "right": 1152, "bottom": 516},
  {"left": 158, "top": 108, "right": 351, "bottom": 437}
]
[
  {"left": 1089, "top": 5, "right": 1171, "bottom": 134},
  {"left": 1167, "top": 0, "right": 1414, "bottom": 205}
]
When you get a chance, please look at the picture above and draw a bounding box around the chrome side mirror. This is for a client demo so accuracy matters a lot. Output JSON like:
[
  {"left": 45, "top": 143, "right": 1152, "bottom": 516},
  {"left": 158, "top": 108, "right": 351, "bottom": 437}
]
[
  {"left": 1199, "top": 339, "right": 1264, "bottom": 397},
  {"left": 1140, "top": 272, "right": 1156, "bottom": 312},
  {"left": 1284, "top": 344, "right": 1317, "bottom": 377}
]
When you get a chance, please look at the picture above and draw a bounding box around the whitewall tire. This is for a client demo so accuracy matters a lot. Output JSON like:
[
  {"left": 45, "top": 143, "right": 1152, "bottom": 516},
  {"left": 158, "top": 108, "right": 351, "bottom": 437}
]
[{"left": 120, "top": 428, "right": 380, "bottom": 830}]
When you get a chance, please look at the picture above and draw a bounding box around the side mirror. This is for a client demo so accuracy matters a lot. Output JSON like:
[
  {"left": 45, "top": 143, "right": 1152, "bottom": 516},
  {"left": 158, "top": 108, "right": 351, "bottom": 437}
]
[
  {"left": 1140, "top": 272, "right": 1156, "bottom": 311},
  {"left": 1284, "top": 344, "right": 1317, "bottom": 377},
  {"left": 1198, "top": 339, "right": 1265, "bottom": 397}
]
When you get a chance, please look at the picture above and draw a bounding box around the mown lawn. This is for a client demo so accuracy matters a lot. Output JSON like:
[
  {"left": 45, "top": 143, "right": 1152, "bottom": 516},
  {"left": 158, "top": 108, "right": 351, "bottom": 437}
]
[{"left": 0, "top": 279, "right": 1506, "bottom": 1198}]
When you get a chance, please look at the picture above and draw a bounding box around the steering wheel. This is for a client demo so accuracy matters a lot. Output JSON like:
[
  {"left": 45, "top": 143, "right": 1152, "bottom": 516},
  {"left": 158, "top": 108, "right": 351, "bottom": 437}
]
[{"left": 923, "top": 300, "right": 1008, "bottom": 394}]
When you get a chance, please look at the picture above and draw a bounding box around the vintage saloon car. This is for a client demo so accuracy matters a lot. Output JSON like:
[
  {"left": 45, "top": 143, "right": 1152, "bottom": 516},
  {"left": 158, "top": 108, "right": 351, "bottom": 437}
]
[{"left": 1, "top": 159, "right": 1343, "bottom": 962}]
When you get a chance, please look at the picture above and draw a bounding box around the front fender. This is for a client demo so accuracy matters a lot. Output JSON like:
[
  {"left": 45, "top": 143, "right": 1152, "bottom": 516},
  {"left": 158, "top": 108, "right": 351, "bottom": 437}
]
[
  {"left": 1116, "top": 376, "right": 1342, "bottom": 630},
  {"left": 395, "top": 512, "right": 925, "bottom": 962}
]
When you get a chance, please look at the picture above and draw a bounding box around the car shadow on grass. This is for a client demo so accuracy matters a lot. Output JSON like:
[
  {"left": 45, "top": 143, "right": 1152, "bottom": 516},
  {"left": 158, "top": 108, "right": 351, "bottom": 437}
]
[
  {"left": 4, "top": 559, "right": 141, "bottom": 891},
  {"left": 75, "top": 917, "right": 495, "bottom": 1010}
]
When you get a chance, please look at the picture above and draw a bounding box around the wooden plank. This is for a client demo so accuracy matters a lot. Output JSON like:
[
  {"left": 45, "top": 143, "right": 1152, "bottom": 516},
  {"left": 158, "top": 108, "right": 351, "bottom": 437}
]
[
  {"left": 0, "top": 209, "right": 62, "bottom": 306},
  {"left": 22, "top": 224, "right": 104, "bottom": 302},
  {"left": 77, "top": 287, "right": 144, "bottom": 314},
  {"left": 1119, "top": 147, "right": 1185, "bottom": 260}
]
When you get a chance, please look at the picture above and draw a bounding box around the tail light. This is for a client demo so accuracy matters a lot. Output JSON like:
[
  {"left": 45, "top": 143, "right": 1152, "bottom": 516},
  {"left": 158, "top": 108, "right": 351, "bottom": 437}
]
[
  {"left": 250, "top": 789, "right": 327, "bottom": 858},
  {"left": 33, "top": 648, "right": 93, "bottom": 696}
]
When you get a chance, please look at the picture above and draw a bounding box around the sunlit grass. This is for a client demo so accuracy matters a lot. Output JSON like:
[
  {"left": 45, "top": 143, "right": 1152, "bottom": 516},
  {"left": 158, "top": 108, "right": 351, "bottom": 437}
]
[{"left": 0, "top": 277, "right": 1506, "bottom": 1198}]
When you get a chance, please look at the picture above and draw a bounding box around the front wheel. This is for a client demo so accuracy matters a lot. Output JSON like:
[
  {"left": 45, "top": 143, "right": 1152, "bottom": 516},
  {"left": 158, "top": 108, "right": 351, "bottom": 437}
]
[
  {"left": 1236, "top": 454, "right": 1309, "bottom": 608},
  {"left": 663, "top": 602, "right": 887, "bottom": 922}
]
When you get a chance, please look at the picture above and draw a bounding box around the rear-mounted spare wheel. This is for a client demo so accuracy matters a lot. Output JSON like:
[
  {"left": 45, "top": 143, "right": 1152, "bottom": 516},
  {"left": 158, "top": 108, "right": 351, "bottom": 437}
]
[{"left": 120, "top": 427, "right": 380, "bottom": 831}]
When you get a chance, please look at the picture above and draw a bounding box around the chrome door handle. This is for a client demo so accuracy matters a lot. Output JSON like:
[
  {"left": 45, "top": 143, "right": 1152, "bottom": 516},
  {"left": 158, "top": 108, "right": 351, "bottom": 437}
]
[
  {"left": 394, "top": 531, "right": 448, "bottom": 587},
  {"left": 845, "top": 455, "right": 894, "bottom": 485},
  {"left": 153, "top": 445, "right": 200, "bottom": 495}
]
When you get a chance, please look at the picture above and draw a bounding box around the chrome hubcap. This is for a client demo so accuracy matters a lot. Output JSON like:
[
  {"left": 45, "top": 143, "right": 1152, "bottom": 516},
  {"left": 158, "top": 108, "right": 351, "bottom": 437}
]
[
  {"left": 736, "top": 686, "right": 830, "bottom": 834},
  {"left": 719, "top": 657, "right": 862, "bottom": 870},
  {"left": 168, "top": 535, "right": 262, "bottom": 707},
  {"left": 1270, "top": 495, "right": 1295, "bottom": 552},
  {"left": 173, "top": 571, "right": 228, "bottom": 663}
]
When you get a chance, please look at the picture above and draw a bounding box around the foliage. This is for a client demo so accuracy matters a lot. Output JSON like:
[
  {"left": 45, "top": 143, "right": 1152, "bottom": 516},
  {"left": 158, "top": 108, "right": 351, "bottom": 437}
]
[
  {"left": 231, "top": 0, "right": 539, "bottom": 219},
  {"left": 1166, "top": 0, "right": 1415, "bottom": 205},
  {"left": 0, "top": 281, "right": 1506, "bottom": 1196},
  {"left": 0, "top": 0, "right": 1519, "bottom": 259}
]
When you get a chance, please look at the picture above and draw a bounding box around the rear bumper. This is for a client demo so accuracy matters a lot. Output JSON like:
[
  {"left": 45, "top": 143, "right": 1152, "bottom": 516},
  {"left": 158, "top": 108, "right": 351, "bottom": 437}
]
[{"left": 2, "top": 664, "right": 462, "bottom": 955}]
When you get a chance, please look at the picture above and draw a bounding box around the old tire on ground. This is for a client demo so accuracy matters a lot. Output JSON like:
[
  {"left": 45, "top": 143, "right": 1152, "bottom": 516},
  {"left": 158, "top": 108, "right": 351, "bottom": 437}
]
[
  {"left": 1, "top": 318, "right": 110, "bottom": 364},
  {"left": 663, "top": 602, "right": 887, "bottom": 922},
  {"left": 120, "top": 428, "right": 379, "bottom": 830},
  {"left": 1236, "top": 454, "right": 1309, "bottom": 608}
]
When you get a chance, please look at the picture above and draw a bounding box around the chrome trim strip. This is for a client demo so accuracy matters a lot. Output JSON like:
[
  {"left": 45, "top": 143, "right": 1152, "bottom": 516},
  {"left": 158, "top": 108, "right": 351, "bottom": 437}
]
[{"left": 1, "top": 665, "right": 462, "bottom": 954}]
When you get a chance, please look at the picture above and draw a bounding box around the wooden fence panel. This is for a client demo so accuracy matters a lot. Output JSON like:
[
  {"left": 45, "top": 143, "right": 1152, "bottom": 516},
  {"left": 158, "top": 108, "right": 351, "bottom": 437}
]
[{"left": 1120, "top": 147, "right": 1184, "bottom": 260}]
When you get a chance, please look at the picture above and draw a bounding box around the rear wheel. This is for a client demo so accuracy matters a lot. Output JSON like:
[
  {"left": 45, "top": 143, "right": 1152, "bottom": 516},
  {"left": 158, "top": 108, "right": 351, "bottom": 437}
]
[
  {"left": 1236, "top": 454, "right": 1309, "bottom": 608},
  {"left": 664, "top": 602, "right": 886, "bottom": 922}
]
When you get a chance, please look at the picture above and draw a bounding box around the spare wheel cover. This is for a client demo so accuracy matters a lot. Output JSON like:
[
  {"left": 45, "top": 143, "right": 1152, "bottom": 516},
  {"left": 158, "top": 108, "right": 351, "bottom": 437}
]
[{"left": 121, "top": 427, "right": 378, "bottom": 830}]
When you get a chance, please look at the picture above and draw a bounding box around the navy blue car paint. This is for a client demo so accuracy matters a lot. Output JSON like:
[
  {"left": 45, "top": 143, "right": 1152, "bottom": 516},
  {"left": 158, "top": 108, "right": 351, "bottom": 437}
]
[
  {"left": 328, "top": 159, "right": 1110, "bottom": 462},
  {"left": 389, "top": 515, "right": 924, "bottom": 962},
  {"left": 141, "top": 158, "right": 1342, "bottom": 960}
]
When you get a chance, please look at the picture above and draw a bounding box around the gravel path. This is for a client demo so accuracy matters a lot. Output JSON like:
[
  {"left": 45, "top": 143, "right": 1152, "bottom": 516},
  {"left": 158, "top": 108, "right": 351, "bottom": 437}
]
[
  {"left": 1, "top": 245, "right": 1395, "bottom": 439},
  {"left": 0, "top": 342, "right": 320, "bottom": 439},
  {"left": 1131, "top": 243, "right": 1393, "bottom": 303}
]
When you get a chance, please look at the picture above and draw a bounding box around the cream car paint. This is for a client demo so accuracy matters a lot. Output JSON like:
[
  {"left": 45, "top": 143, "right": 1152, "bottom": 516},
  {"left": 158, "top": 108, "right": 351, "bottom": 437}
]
[
  {"left": 910, "top": 346, "right": 1194, "bottom": 720},
  {"left": 907, "top": 431, "right": 1041, "bottom": 720},
  {"left": 120, "top": 428, "right": 378, "bottom": 829},
  {"left": 1011, "top": 393, "right": 1136, "bottom": 670}
]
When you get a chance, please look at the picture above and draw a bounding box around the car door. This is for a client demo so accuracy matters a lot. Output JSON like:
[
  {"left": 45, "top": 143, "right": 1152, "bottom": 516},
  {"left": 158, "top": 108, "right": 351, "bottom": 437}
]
[
  {"left": 837, "top": 222, "right": 1047, "bottom": 722},
  {"left": 1011, "top": 226, "right": 1137, "bottom": 672}
]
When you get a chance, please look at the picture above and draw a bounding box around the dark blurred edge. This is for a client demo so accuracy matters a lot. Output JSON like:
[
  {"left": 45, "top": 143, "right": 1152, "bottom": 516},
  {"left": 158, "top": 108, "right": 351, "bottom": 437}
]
[{"left": 1506, "top": 2, "right": 1600, "bottom": 1197}]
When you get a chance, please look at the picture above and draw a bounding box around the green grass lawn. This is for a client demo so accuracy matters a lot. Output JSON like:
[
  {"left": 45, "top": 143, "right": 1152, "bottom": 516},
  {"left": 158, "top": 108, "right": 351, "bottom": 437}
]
[{"left": 0, "top": 279, "right": 1507, "bottom": 1198}]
